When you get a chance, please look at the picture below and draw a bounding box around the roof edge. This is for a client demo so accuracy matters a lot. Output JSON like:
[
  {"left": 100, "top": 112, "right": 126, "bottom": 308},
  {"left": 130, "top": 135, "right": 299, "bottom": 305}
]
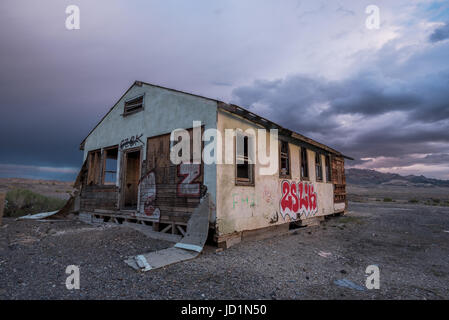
[{"left": 79, "top": 81, "right": 352, "bottom": 160}]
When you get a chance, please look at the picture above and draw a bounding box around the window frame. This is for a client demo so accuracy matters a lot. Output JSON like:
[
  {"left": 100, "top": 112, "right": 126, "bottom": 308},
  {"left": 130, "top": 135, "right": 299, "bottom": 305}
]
[
  {"left": 279, "top": 140, "right": 291, "bottom": 179},
  {"left": 87, "top": 149, "right": 102, "bottom": 185},
  {"left": 235, "top": 133, "right": 255, "bottom": 186},
  {"left": 123, "top": 93, "right": 145, "bottom": 116},
  {"left": 325, "top": 154, "right": 332, "bottom": 183},
  {"left": 102, "top": 145, "right": 119, "bottom": 185},
  {"left": 315, "top": 152, "right": 323, "bottom": 182},
  {"left": 300, "top": 147, "right": 310, "bottom": 180}
]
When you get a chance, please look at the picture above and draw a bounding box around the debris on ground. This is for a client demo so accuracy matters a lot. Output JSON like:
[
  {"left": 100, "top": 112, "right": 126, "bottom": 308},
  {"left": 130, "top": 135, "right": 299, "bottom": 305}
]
[
  {"left": 317, "top": 251, "right": 332, "bottom": 258},
  {"left": 17, "top": 211, "right": 59, "bottom": 220},
  {"left": 334, "top": 279, "right": 365, "bottom": 291},
  {"left": 125, "top": 194, "right": 210, "bottom": 271}
]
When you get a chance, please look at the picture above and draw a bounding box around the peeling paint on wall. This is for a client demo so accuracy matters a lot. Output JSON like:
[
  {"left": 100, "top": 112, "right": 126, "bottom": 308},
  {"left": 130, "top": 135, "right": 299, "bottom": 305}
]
[{"left": 279, "top": 180, "right": 318, "bottom": 220}]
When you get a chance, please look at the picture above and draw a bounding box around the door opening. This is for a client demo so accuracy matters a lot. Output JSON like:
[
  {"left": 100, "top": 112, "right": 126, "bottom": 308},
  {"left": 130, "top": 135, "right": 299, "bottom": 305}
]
[{"left": 123, "top": 149, "right": 140, "bottom": 209}]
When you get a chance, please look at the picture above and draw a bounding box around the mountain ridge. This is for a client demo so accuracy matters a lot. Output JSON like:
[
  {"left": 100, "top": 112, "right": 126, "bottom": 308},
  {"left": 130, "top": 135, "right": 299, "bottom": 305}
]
[{"left": 345, "top": 168, "right": 449, "bottom": 187}]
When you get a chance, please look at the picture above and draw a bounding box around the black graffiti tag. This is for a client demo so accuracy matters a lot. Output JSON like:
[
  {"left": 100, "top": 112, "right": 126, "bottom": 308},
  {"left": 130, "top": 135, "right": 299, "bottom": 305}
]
[{"left": 120, "top": 134, "right": 143, "bottom": 150}]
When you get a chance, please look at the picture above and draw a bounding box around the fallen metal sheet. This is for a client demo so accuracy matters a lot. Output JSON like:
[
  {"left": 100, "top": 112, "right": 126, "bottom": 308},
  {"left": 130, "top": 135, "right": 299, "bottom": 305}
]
[
  {"left": 334, "top": 279, "right": 365, "bottom": 291},
  {"left": 17, "top": 211, "right": 59, "bottom": 220},
  {"left": 174, "top": 194, "right": 210, "bottom": 252},
  {"left": 125, "top": 194, "right": 210, "bottom": 272},
  {"left": 125, "top": 247, "right": 198, "bottom": 271}
]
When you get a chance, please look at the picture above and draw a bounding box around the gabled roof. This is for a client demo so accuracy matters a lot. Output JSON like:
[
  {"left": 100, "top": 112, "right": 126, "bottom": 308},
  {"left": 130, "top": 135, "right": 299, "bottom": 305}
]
[{"left": 80, "top": 80, "right": 352, "bottom": 160}]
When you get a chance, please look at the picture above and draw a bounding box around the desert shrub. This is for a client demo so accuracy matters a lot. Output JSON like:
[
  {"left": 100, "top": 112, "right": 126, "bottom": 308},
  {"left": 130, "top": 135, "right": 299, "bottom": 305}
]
[
  {"left": 409, "top": 199, "right": 419, "bottom": 204},
  {"left": 4, "top": 188, "right": 66, "bottom": 218},
  {"left": 383, "top": 197, "right": 393, "bottom": 202}
]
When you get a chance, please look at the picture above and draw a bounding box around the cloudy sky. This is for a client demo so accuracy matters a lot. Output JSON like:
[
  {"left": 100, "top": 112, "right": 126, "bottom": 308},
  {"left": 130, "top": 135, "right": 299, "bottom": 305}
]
[{"left": 1, "top": 0, "right": 448, "bottom": 180}]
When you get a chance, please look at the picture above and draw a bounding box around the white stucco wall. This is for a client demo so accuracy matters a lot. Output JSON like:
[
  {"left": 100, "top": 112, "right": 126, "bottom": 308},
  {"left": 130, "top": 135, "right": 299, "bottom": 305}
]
[
  {"left": 216, "top": 110, "right": 335, "bottom": 236},
  {"left": 82, "top": 83, "right": 218, "bottom": 219}
]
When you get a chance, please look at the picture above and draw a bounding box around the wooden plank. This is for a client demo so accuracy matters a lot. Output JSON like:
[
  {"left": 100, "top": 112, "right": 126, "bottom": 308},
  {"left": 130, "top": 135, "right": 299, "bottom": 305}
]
[{"left": 241, "top": 223, "right": 289, "bottom": 242}]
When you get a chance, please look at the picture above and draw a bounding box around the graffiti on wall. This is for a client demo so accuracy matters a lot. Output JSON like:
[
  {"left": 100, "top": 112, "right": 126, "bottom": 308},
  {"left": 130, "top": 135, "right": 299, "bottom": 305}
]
[
  {"left": 279, "top": 180, "right": 318, "bottom": 220},
  {"left": 120, "top": 134, "right": 143, "bottom": 150},
  {"left": 177, "top": 163, "right": 201, "bottom": 197},
  {"left": 138, "top": 170, "right": 160, "bottom": 221},
  {"left": 232, "top": 193, "right": 257, "bottom": 209}
]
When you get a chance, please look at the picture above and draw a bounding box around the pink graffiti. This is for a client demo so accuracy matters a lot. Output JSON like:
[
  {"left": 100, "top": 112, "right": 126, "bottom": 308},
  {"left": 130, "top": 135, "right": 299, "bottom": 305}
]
[{"left": 280, "top": 180, "right": 318, "bottom": 220}]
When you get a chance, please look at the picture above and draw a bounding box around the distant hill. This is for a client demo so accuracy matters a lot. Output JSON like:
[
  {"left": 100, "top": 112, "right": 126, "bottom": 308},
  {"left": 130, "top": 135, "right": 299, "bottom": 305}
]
[{"left": 345, "top": 168, "right": 449, "bottom": 188}]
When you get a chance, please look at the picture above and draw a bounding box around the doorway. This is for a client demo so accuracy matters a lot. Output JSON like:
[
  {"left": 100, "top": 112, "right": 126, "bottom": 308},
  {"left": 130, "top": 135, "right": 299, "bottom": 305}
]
[{"left": 122, "top": 149, "right": 141, "bottom": 209}]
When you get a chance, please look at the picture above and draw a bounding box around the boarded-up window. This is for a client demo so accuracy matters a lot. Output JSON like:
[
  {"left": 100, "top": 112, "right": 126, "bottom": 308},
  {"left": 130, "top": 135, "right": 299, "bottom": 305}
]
[
  {"left": 279, "top": 141, "right": 290, "bottom": 178},
  {"left": 300, "top": 148, "right": 309, "bottom": 179},
  {"left": 332, "top": 157, "right": 346, "bottom": 203},
  {"left": 315, "top": 152, "right": 323, "bottom": 181},
  {"left": 236, "top": 134, "right": 254, "bottom": 185},
  {"left": 103, "top": 146, "right": 118, "bottom": 185},
  {"left": 87, "top": 149, "right": 101, "bottom": 185},
  {"left": 124, "top": 95, "right": 144, "bottom": 115},
  {"left": 325, "top": 155, "right": 331, "bottom": 182}
]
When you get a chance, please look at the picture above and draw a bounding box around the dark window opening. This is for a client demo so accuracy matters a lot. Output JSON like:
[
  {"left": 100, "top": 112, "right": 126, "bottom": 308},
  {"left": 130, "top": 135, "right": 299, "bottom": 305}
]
[
  {"left": 325, "top": 155, "right": 331, "bottom": 182},
  {"left": 300, "top": 148, "right": 309, "bottom": 179},
  {"left": 279, "top": 141, "right": 290, "bottom": 177},
  {"left": 103, "top": 147, "right": 118, "bottom": 185},
  {"left": 315, "top": 152, "right": 323, "bottom": 181},
  {"left": 236, "top": 135, "right": 254, "bottom": 185},
  {"left": 124, "top": 95, "right": 144, "bottom": 115}
]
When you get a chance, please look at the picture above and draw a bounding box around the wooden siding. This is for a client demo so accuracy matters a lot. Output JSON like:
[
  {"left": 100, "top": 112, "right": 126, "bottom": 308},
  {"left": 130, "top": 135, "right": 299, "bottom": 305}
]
[
  {"left": 332, "top": 156, "right": 346, "bottom": 204},
  {"left": 80, "top": 185, "right": 119, "bottom": 211}
]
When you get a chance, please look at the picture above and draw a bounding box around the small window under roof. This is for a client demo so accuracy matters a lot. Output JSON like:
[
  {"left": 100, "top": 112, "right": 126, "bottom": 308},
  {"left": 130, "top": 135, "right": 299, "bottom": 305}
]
[{"left": 124, "top": 95, "right": 144, "bottom": 115}]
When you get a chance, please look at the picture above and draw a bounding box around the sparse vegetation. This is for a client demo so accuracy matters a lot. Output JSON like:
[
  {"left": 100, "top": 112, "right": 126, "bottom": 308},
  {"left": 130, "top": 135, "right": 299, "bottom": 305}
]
[
  {"left": 4, "top": 188, "right": 66, "bottom": 218},
  {"left": 409, "top": 199, "right": 419, "bottom": 204},
  {"left": 383, "top": 197, "right": 393, "bottom": 202}
]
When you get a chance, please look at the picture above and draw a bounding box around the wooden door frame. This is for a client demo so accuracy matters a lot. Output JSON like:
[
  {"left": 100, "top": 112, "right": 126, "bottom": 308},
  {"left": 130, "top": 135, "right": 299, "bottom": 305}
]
[{"left": 119, "top": 146, "right": 142, "bottom": 210}]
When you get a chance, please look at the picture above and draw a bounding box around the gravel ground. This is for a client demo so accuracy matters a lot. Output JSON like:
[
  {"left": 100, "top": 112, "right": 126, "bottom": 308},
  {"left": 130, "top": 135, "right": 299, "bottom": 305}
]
[{"left": 1, "top": 201, "right": 448, "bottom": 300}]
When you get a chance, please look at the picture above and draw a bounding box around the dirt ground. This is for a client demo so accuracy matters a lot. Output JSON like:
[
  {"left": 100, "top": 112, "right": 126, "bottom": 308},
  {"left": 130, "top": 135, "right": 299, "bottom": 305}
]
[{"left": 1, "top": 201, "right": 448, "bottom": 300}]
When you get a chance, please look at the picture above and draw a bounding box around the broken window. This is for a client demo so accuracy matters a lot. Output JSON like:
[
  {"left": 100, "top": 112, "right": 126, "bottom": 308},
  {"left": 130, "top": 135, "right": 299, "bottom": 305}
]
[
  {"left": 103, "top": 146, "right": 118, "bottom": 185},
  {"left": 315, "top": 152, "right": 323, "bottom": 181},
  {"left": 236, "top": 134, "right": 254, "bottom": 185},
  {"left": 87, "top": 149, "right": 101, "bottom": 185},
  {"left": 279, "top": 140, "right": 290, "bottom": 178},
  {"left": 325, "top": 154, "right": 331, "bottom": 182},
  {"left": 124, "top": 94, "right": 144, "bottom": 115},
  {"left": 300, "top": 147, "right": 309, "bottom": 179}
]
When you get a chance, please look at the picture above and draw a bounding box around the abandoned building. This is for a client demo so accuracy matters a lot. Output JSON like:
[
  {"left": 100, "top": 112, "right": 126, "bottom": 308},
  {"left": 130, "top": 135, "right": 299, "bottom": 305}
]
[{"left": 76, "top": 81, "right": 350, "bottom": 248}]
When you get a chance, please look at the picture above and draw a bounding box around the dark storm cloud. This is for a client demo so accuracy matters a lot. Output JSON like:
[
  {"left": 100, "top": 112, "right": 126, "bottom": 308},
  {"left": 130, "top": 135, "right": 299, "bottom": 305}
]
[
  {"left": 231, "top": 38, "right": 449, "bottom": 175},
  {"left": 429, "top": 22, "right": 449, "bottom": 42},
  {"left": 1, "top": 0, "right": 449, "bottom": 180}
]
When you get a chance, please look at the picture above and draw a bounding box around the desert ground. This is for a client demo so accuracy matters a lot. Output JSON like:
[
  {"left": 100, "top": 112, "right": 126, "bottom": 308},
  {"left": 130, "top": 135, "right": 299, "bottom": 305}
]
[
  {"left": 0, "top": 178, "right": 73, "bottom": 200},
  {"left": 1, "top": 200, "right": 448, "bottom": 300}
]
